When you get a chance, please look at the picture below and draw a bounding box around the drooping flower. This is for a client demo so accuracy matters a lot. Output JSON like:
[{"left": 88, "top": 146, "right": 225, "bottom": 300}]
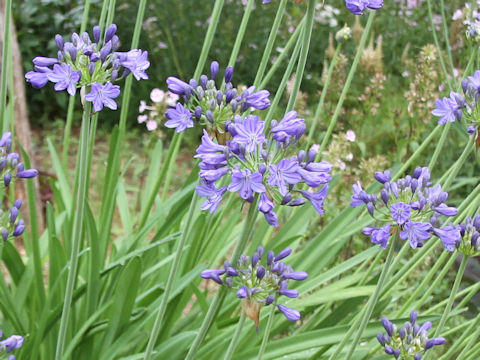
[
  {"left": 201, "top": 247, "right": 307, "bottom": 325},
  {"left": 376, "top": 311, "right": 445, "bottom": 358},
  {"left": 432, "top": 93, "right": 462, "bottom": 125},
  {"left": 165, "top": 103, "right": 194, "bottom": 132},
  {"left": 345, "top": 0, "right": 383, "bottom": 15},
  {"left": 196, "top": 181, "right": 227, "bottom": 213}
]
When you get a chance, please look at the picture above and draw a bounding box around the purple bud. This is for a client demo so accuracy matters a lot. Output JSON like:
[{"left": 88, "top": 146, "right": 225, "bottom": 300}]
[
  {"left": 88, "top": 63, "right": 95, "bottom": 76},
  {"left": 9, "top": 207, "right": 18, "bottom": 224},
  {"left": 381, "top": 317, "right": 394, "bottom": 336},
  {"left": 93, "top": 26, "right": 101, "bottom": 43},
  {"left": 55, "top": 34, "right": 64, "bottom": 50},
  {"left": 225, "top": 277, "right": 233, "bottom": 287},
  {"left": 200, "top": 269, "right": 225, "bottom": 284},
  {"left": 16, "top": 169, "right": 38, "bottom": 178},
  {"left": 224, "top": 66, "right": 234, "bottom": 83},
  {"left": 282, "top": 271, "right": 308, "bottom": 281},
  {"left": 105, "top": 24, "right": 117, "bottom": 43},
  {"left": 226, "top": 89, "right": 236, "bottom": 103},
  {"left": 472, "top": 232, "right": 479, "bottom": 249},
  {"left": 414, "top": 354, "right": 422, "bottom": 360},
  {"left": 100, "top": 41, "right": 112, "bottom": 62},
  {"left": 265, "top": 295, "right": 274, "bottom": 305},
  {"left": 279, "top": 288, "right": 299, "bottom": 298},
  {"left": 205, "top": 110, "right": 214, "bottom": 124},
  {"left": 4, "top": 173, "right": 12, "bottom": 186},
  {"left": 374, "top": 170, "right": 390, "bottom": 184},
  {"left": 274, "top": 248, "right": 292, "bottom": 261},
  {"left": 194, "top": 106, "right": 203, "bottom": 121},
  {"left": 189, "top": 79, "right": 197, "bottom": 88},
  {"left": 210, "top": 61, "right": 219, "bottom": 80},
  {"left": 256, "top": 266, "right": 266, "bottom": 279},
  {"left": 468, "top": 126, "right": 476, "bottom": 134},
  {"left": 410, "top": 310, "right": 418, "bottom": 324},
  {"left": 376, "top": 333, "right": 385, "bottom": 346},
  {"left": 425, "top": 337, "right": 446, "bottom": 350},
  {"left": 13, "top": 199, "right": 22, "bottom": 209},
  {"left": 281, "top": 193, "right": 292, "bottom": 205},
  {"left": 277, "top": 304, "right": 300, "bottom": 321},
  {"left": 226, "top": 267, "right": 238, "bottom": 276},
  {"left": 111, "top": 35, "right": 120, "bottom": 51},
  {"left": 367, "top": 203, "right": 375, "bottom": 216},
  {"left": 216, "top": 91, "right": 223, "bottom": 106},
  {"left": 1, "top": 229, "right": 8, "bottom": 242},
  {"left": 384, "top": 345, "right": 394, "bottom": 355},
  {"left": 237, "top": 286, "right": 248, "bottom": 298},
  {"left": 399, "top": 328, "right": 405, "bottom": 339},
  {"left": 252, "top": 253, "right": 260, "bottom": 267},
  {"left": 257, "top": 246, "right": 264, "bottom": 258},
  {"left": 258, "top": 164, "right": 266, "bottom": 175},
  {"left": 111, "top": 70, "right": 118, "bottom": 82},
  {"left": 16, "top": 162, "right": 24, "bottom": 172},
  {"left": 297, "top": 150, "right": 306, "bottom": 163},
  {"left": 12, "top": 220, "right": 25, "bottom": 237},
  {"left": 381, "top": 189, "right": 389, "bottom": 205},
  {"left": 267, "top": 251, "right": 274, "bottom": 266},
  {"left": 200, "top": 75, "right": 208, "bottom": 89}
]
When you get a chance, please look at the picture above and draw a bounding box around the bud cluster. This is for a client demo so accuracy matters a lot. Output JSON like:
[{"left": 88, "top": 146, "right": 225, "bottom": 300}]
[
  {"left": 433, "top": 215, "right": 480, "bottom": 256},
  {"left": 201, "top": 247, "right": 307, "bottom": 325},
  {"left": 0, "top": 132, "right": 38, "bottom": 187},
  {"left": 351, "top": 167, "right": 457, "bottom": 249},
  {"left": 377, "top": 311, "right": 446, "bottom": 359},
  {"left": 25, "top": 24, "right": 150, "bottom": 112},
  {"left": 166, "top": 61, "right": 270, "bottom": 134}
]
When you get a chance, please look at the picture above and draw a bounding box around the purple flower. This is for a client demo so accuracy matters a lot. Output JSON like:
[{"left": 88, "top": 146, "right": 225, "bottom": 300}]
[
  {"left": 374, "top": 170, "right": 391, "bottom": 184},
  {"left": 165, "top": 103, "right": 194, "bottom": 133},
  {"left": 277, "top": 304, "right": 300, "bottom": 321},
  {"left": 117, "top": 49, "right": 150, "bottom": 80},
  {"left": 363, "top": 224, "right": 391, "bottom": 249},
  {"left": 227, "top": 168, "right": 266, "bottom": 200},
  {"left": 25, "top": 67, "right": 51, "bottom": 89},
  {"left": 199, "top": 167, "right": 229, "bottom": 183},
  {"left": 434, "top": 225, "right": 461, "bottom": 251},
  {"left": 258, "top": 193, "right": 274, "bottom": 214},
  {"left": 345, "top": 0, "right": 382, "bottom": 15},
  {"left": 297, "top": 161, "right": 332, "bottom": 188},
  {"left": 268, "top": 158, "right": 301, "bottom": 196},
  {"left": 46, "top": 63, "right": 81, "bottom": 96},
  {"left": 196, "top": 130, "right": 226, "bottom": 154},
  {"left": 201, "top": 269, "right": 225, "bottom": 284},
  {"left": 264, "top": 210, "right": 278, "bottom": 227},
  {"left": 400, "top": 221, "right": 432, "bottom": 249},
  {"left": 432, "top": 203, "right": 457, "bottom": 217},
  {"left": 425, "top": 337, "right": 446, "bottom": 350},
  {"left": 32, "top": 56, "right": 58, "bottom": 67},
  {"left": 85, "top": 82, "right": 120, "bottom": 112},
  {"left": 283, "top": 271, "right": 308, "bottom": 281},
  {"left": 432, "top": 94, "right": 460, "bottom": 125},
  {"left": 390, "top": 202, "right": 411, "bottom": 225},
  {"left": 166, "top": 77, "right": 191, "bottom": 95},
  {"left": 300, "top": 185, "right": 329, "bottom": 214},
  {"left": 275, "top": 248, "right": 292, "bottom": 261},
  {"left": 196, "top": 181, "right": 227, "bottom": 213},
  {"left": 241, "top": 86, "right": 270, "bottom": 111},
  {"left": 271, "top": 111, "right": 306, "bottom": 142},
  {"left": 350, "top": 181, "right": 367, "bottom": 207},
  {"left": 16, "top": 169, "right": 38, "bottom": 178},
  {"left": 232, "top": 115, "right": 265, "bottom": 152},
  {"left": 0, "top": 335, "right": 23, "bottom": 353}
]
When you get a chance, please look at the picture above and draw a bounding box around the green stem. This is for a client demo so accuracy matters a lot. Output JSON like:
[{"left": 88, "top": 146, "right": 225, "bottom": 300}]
[
  {"left": 331, "top": 232, "right": 397, "bottom": 360},
  {"left": 428, "top": 122, "right": 450, "bottom": 170},
  {"left": 160, "top": 133, "right": 183, "bottom": 202},
  {"left": 55, "top": 102, "right": 92, "bottom": 360},
  {"left": 432, "top": 255, "right": 469, "bottom": 338},
  {"left": 144, "top": 192, "right": 199, "bottom": 360},
  {"left": 193, "top": 0, "right": 225, "bottom": 80},
  {"left": 441, "top": 312, "right": 480, "bottom": 360},
  {"left": 227, "top": 0, "right": 254, "bottom": 67},
  {"left": 223, "top": 312, "right": 247, "bottom": 360},
  {"left": 0, "top": 0, "right": 11, "bottom": 130},
  {"left": 426, "top": 0, "right": 453, "bottom": 90},
  {"left": 442, "top": 135, "right": 475, "bottom": 190},
  {"left": 286, "top": 0, "right": 316, "bottom": 112},
  {"left": 439, "top": 0, "right": 455, "bottom": 79},
  {"left": 318, "top": 11, "right": 376, "bottom": 156},
  {"left": 254, "top": 0, "right": 288, "bottom": 86},
  {"left": 185, "top": 197, "right": 259, "bottom": 360},
  {"left": 306, "top": 43, "right": 342, "bottom": 149},
  {"left": 257, "top": 300, "right": 277, "bottom": 360}
]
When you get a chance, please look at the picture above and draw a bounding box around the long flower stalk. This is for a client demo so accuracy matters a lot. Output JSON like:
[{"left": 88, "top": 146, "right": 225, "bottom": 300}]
[
  {"left": 55, "top": 102, "right": 92, "bottom": 360},
  {"left": 257, "top": 299, "right": 277, "bottom": 360},
  {"left": 223, "top": 312, "right": 247, "bottom": 360}
]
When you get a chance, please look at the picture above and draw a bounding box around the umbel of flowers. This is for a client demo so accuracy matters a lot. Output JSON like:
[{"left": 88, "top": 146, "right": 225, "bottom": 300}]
[
  {"left": 195, "top": 111, "right": 332, "bottom": 226},
  {"left": 166, "top": 61, "right": 270, "bottom": 136},
  {"left": 376, "top": 311, "right": 446, "bottom": 359},
  {"left": 25, "top": 24, "right": 150, "bottom": 112},
  {"left": 0, "top": 331, "right": 24, "bottom": 360},
  {"left": 201, "top": 247, "right": 307, "bottom": 326},
  {"left": 351, "top": 167, "right": 457, "bottom": 249},
  {"left": 432, "top": 69, "right": 480, "bottom": 134}
]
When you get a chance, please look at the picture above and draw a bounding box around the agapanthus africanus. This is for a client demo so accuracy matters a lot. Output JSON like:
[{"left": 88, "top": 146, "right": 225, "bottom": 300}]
[
  {"left": 195, "top": 111, "right": 331, "bottom": 226},
  {"left": 433, "top": 214, "right": 480, "bottom": 255},
  {"left": 344, "top": 0, "right": 384, "bottom": 15},
  {"left": 377, "top": 311, "right": 446, "bottom": 359},
  {"left": 351, "top": 167, "right": 457, "bottom": 249},
  {"left": 25, "top": 24, "right": 149, "bottom": 112},
  {"left": 201, "top": 247, "right": 307, "bottom": 327},
  {"left": 166, "top": 61, "right": 270, "bottom": 136}
]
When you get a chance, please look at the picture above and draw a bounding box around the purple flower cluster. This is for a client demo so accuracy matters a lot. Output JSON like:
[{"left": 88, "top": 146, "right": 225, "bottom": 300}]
[
  {"left": 0, "top": 200, "right": 26, "bottom": 241},
  {"left": 201, "top": 247, "right": 307, "bottom": 324},
  {"left": 377, "top": 311, "right": 446, "bottom": 359},
  {"left": 166, "top": 61, "right": 270, "bottom": 133},
  {"left": 351, "top": 167, "right": 457, "bottom": 249},
  {"left": 195, "top": 112, "right": 331, "bottom": 226},
  {"left": 0, "top": 331, "right": 23, "bottom": 359},
  {"left": 25, "top": 24, "right": 149, "bottom": 112},
  {"left": 344, "top": 0, "right": 383, "bottom": 15},
  {"left": 0, "top": 132, "right": 38, "bottom": 187},
  {"left": 433, "top": 215, "right": 480, "bottom": 255},
  {"left": 432, "top": 69, "right": 480, "bottom": 133}
]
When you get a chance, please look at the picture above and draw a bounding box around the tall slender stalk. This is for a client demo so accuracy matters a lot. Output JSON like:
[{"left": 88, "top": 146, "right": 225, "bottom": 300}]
[
  {"left": 317, "top": 11, "right": 376, "bottom": 156},
  {"left": 257, "top": 299, "right": 277, "bottom": 360},
  {"left": 223, "top": 312, "right": 247, "bottom": 360},
  {"left": 144, "top": 193, "right": 199, "bottom": 360},
  {"left": 227, "top": 0, "right": 254, "bottom": 67},
  {"left": 55, "top": 102, "right": 92, "bottom": 360},
  {"left": 0, "top": 0, "right": 12, "bottom": 131},
  {"left": 185, "top": 197, "right": 259, "bottom": 360},
  {"left": 329, "top": 232, "right": 398, "bottom": 360}
]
